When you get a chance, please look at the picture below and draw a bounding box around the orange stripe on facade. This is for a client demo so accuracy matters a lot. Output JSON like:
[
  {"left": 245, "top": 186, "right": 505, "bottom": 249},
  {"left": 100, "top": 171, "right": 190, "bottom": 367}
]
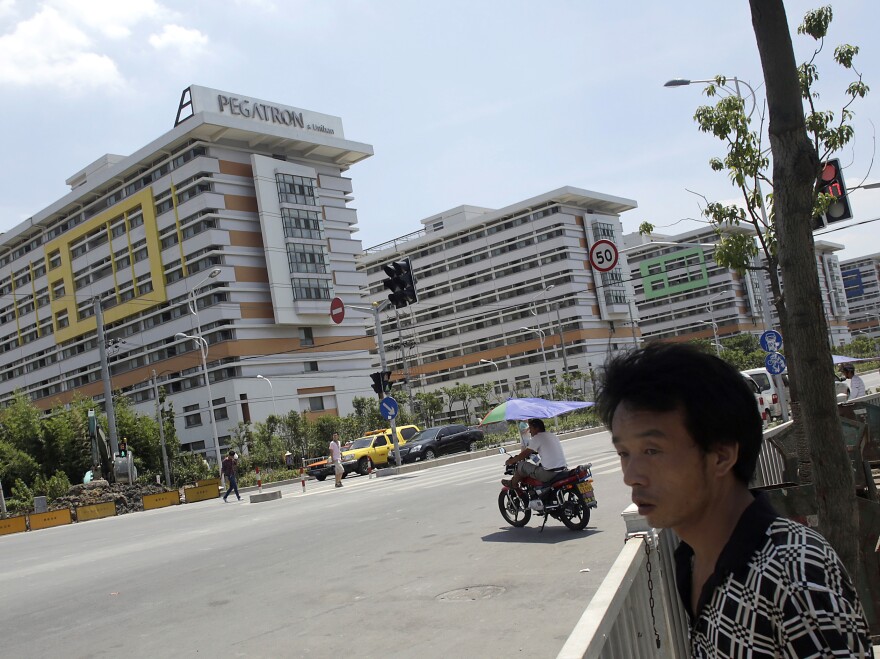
[
  {"left": 32, "top": 336, "right": 375, "bottom": 410},
  {"left": 228, "top": 230, "right": 264, "bottom": 248},
  {"left": 239, "top": 302, "right": 274, "bottom": 319},
  {"left": 224, "top": 194, "right": 259, "bottom": 213},
  {"left": 233, "top": 265, "right": 270, "bottom": 283},
  {"left": 218, "top": 160, "right": 255, "bottom": 178},
  {"left": 297, "top": 386, "right": 335, "bottom": 395}
]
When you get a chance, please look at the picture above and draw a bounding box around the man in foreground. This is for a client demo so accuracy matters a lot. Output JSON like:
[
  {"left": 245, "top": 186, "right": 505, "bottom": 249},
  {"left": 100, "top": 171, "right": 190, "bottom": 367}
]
[
  {"left": 501, "top": 418, "right": 567, "bottom": 490},
  {"left": 596, "top": 343, "right": 870, "bottom": 657}
]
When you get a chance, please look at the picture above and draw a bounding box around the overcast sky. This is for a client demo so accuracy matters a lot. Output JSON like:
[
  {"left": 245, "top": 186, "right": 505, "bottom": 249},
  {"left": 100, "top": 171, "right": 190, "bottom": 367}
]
[{"left": 1, "top": 0, "right": 878, "bottom": 261}]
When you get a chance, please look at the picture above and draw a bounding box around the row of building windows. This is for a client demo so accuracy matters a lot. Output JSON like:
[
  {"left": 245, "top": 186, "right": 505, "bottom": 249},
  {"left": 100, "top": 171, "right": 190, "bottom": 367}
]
[
  {"left": 0, "top": 144, "right": 207, "bottom": 275},
  {"left": 276, "top": 173, "right": 317, "bottom": 206}
]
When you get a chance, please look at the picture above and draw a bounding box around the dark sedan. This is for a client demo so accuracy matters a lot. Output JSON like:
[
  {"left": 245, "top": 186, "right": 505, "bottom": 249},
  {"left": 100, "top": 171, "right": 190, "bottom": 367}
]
[{"left": 390, "top": 424, "right": 483, "bottom": 464}]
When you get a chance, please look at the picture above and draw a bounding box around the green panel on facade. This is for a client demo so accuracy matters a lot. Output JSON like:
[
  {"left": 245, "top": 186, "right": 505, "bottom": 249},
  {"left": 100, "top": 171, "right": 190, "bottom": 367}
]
[{"left": 640, "top": 247, "right": 710, "bottom": 300}]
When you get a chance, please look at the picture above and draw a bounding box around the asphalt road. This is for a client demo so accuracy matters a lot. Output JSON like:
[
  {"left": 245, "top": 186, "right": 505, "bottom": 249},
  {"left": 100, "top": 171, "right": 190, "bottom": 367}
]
[{"left": 0, "top": 430, "right": 632, "bottom": 659}]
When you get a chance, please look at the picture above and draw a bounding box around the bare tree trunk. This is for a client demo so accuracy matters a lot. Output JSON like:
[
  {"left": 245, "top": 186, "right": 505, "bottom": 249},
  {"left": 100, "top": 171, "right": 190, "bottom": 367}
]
[{"left": 749, "top": 0, "right": 859, "bottom": 575}]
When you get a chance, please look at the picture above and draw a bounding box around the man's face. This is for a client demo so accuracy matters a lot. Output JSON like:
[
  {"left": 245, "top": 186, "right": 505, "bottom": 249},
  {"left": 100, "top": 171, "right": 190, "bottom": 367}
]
[
  {"left": 611, "top": 402, "right": 716, "bottom": 535},
  {"left": 332, "top": 433, "right": 339, "bottom": 441},
  {"left": 527, "top": 422, "right": 540, "bottom": 436}
]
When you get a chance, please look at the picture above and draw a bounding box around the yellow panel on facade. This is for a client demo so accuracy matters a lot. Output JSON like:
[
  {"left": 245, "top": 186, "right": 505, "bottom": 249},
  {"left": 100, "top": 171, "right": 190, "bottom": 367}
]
[
  {"left": 184, "top": 484, "right": 221, "bottom": 503},
  {"left": 75, "top": 501, "right": 117, "bottom": 521},
  {"left": 44, "top": 187, "right": 168, "bottom": 344},
  {"left": 28, "top": 509, "right": 73, "bottom": 530},
  {"left": 142, "top": 491, "right": 181, "bottom": 510},
  {"left": 0, "top": 515, "right": 28, "bottom": 536}
]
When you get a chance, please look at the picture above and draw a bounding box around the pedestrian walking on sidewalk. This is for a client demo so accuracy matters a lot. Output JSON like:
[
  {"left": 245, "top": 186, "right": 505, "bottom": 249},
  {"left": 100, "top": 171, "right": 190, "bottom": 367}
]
[
  {"left": 596, "top": 343, "right": 871, "bottom": 658},
  {"left": 329, "top": 432, "right": 344, "bottom": 488},
  {"left": 222, "top": 451, "right": 241, "bottom": 502}
]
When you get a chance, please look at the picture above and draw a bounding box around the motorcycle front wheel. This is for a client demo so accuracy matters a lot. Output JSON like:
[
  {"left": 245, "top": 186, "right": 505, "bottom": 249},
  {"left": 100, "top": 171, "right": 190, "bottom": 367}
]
[
  {"left": 558, "top": 490, "right": 590, "bottom": 531},
  {"left": 498, "top": 489, "right": 531, "bottom": 527}
]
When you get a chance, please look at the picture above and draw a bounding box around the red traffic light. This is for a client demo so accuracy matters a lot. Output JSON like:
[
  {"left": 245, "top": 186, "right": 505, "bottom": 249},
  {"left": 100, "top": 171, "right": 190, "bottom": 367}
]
[{"left": 815, "top": 158, "right": 852, "bottom": 229}]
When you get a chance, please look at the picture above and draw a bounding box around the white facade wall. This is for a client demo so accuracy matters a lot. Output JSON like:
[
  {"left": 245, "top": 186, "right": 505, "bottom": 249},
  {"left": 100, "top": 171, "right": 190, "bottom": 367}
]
[
  {"left": 358, "top": 188, "right": 638, "bottom": 421},
  {"left": 0, "top": 85, "right": 376, "bottom": 462},
  {"left": 840, "top": 253, "right": 880, "bottom": 340}
]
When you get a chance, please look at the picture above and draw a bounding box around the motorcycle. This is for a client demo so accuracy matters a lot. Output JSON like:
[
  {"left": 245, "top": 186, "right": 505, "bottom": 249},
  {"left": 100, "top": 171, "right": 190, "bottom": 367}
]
[{"left": 497, "top": 447, "right": 597, "bottom": 531}]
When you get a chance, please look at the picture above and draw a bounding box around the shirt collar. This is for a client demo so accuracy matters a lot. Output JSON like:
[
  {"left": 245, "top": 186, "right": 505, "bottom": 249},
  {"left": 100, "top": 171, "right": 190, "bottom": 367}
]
[{"left": 674, "top": 492, "right": 778, "bottom": 618}]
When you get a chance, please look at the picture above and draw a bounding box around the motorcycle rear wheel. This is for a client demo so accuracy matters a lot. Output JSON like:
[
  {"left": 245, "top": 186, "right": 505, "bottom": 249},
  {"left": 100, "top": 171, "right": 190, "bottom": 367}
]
[
  {"left": 558, "top": 490, "right": 590, "bottom": 531},
  {"left": 498, "top": 489, "right": 531, "bottom": 527}
]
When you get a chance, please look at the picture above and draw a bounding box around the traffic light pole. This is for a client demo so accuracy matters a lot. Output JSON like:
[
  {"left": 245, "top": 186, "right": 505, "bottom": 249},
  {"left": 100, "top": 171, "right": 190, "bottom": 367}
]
[{"left": 350, "top": 301, "right": 402, "bottom": 468}]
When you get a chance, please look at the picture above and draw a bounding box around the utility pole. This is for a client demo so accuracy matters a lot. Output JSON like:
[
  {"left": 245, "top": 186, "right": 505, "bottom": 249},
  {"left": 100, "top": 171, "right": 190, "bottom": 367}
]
[
  {"left": 553, "top": 304, "right": 569, "bottom": 373},
  {"left": 0, "top": 478, "right": 7, "bottom": 519},
  {"left": 94, "top": 297, "right": 119, "bottom": 455},
  {"left": 152, "top": 370, "right": 172, "bottom": 488},
  {"left": 351, "top": 301, "right": 401, "bottom": 467}
]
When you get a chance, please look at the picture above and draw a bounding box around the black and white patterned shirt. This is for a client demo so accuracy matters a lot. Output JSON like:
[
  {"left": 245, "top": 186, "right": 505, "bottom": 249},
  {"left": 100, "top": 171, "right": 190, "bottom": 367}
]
[{"left": 674, "top": 494, "right": 871, "bottom": 658}]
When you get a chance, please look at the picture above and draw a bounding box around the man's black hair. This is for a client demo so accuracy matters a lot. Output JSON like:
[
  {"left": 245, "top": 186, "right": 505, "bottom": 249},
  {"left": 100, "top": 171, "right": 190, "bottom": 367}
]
[
  {"left": 528, "top": 418, "right": 546, "bottom": 432},
  {"left": 595, "top": 342, "right": 762, "bottom": 484}
]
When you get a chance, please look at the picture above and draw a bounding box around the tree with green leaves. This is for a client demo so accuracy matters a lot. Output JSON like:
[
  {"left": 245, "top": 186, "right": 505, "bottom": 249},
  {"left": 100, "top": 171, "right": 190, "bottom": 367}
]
[{"left": 674, "top": 2, "right": 868, "bottom": 579}]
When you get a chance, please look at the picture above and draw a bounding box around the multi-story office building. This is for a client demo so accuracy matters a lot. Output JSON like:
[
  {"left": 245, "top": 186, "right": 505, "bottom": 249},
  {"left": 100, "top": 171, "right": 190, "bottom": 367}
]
[
  {"left": 358, "top": 187, "right": 639, "bottom": 419},
  {"left": 0, "top": 85, "right": 376, "bottom": 460},
  {"left": 622, "top": 226, "right": 852, "bottom": 348},
  {"left": 841, "top": 252, "right": 880, "bottom": 339},
  {"left": 621, "top": 225, "right": 764, "bottom": 346},
  {"left": 805, "top": 240, "right": 851, "bottom": 347}
]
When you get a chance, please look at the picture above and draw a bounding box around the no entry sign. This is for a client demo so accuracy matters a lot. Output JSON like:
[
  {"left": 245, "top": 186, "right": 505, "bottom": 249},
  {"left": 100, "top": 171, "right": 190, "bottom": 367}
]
[{"left": 330, "top": 297, "right": 345, "bottom": 324}]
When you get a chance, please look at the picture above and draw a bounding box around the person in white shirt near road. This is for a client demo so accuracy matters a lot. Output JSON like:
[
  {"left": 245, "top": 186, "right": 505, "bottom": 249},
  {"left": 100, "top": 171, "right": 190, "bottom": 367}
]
[
  {"left": 329, "top": 432, "right": 344, "bottom": 488},
  {"left": 841, "top": 364, "right": 866, "bottom": 400},
  {"left": 501, "top": 419, "right": 567, "bottom": 490}
]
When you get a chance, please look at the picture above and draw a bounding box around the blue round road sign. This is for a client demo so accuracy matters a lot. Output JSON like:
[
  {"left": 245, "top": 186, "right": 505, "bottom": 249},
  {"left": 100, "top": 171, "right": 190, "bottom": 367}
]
[
  {"left": 759, "top": 330, "right": 783, "bottom": 353},
  {"left": 765, "top": 352, "right": 787, "bottom": 375},
  {"left": 380, "top": 396, "right": 399, "bottom": 421}
]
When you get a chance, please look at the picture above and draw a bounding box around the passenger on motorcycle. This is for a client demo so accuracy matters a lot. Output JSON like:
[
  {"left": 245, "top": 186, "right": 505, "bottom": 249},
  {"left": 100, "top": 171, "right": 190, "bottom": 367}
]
[{"left": 501, "top": 419, "right": 567, "bottom": 490}]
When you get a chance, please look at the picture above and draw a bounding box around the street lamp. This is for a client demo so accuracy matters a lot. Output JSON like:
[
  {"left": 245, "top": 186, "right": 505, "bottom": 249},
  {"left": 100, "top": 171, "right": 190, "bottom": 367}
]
[
  {"left": 176, "top": 331, "right": 223, "bottom": 475},
  {"left": 699, "top": 320, "right": 721, "bottom": 356},
  {"left": 256, "top": 374, "right": 277, "bottom": 417},
  {"left": 520, "top": 326, "right": 552, "bottom": 398},
  {"left": 665, "top": 75, "right": 790, "bottom": 422},
  {"left": 529, "top": 284, "right": 570, "bottom": 372},
  {"left": 479, "top": 358, "right": 500, "bottom": 372}
]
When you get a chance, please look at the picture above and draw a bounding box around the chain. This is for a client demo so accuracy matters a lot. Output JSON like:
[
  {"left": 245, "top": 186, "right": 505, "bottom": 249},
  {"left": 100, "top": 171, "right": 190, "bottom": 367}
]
[
  {"left": 643, "top": 536, "right": 662, "bottom": 649},
  {"left": 626, "top": 531, "right": 661, "bottom": 649}
]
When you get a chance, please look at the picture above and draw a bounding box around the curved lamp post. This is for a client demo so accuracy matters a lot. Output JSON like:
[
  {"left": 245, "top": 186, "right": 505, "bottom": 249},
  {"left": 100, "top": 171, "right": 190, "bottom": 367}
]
[
  {"left": 520, "top": 326, "right": 551, "bottom": 398},
  {"left": 176, "top": 331, "right": 222, "bottom": 474},
  {"left": 256, "top": 374, "right": 278, "bottom": 417}
]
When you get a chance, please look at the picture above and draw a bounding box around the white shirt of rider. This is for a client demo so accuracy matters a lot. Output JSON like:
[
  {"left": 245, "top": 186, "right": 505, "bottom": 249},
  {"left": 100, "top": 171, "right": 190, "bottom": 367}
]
[{"left": 528, "top": 431, "right": 566, "bottom": 470}]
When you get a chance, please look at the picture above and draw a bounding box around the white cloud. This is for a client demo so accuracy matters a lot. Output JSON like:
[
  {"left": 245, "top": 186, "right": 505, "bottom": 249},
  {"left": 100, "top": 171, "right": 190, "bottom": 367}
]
[
  {"left": 0, "top": 7, "right": 122, "bottom": 91},
  {"left": 0, "top": 0, "right": 16, "bottom": 19},
  {"left": 148, "top": 24, "right": 208, "bottom": 56},
  {"left": 46, "top": 0, "right": 167, "bottom": 39}
]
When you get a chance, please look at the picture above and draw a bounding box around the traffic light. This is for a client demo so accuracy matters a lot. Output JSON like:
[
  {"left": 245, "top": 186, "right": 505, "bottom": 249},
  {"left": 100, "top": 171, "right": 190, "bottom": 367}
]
[
  {"left": 814, "top": 158, "right": 852, "bottom": 229},
  {"left": 369, "top": 371, "right": 393, "bottom": 398},
  {"left": 381, "top": 258, "right": 418, "bottom": 309},
  {"left": 119, "top": 439, "right": 128, "bottom": 458}
]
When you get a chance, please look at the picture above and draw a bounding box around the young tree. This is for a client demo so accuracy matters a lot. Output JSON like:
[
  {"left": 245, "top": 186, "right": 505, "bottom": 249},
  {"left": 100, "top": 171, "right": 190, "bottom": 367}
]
[{"left": 682, "top": 1, "right": 867, "bottom": 577}]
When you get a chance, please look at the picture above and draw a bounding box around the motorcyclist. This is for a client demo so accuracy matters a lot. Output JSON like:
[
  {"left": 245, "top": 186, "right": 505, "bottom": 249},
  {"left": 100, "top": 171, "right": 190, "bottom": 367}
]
[{"left": 501, "top": 418, "right": 567, "bottom": 490}]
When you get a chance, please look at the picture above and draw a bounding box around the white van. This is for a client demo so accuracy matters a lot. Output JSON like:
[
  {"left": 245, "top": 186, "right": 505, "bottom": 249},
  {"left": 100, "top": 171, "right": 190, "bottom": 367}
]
[
  {"left": 742, "top": 374, "right": 770, "bottom": 424},
  {"left": 741, "top": 368, "right": 785, "bottom": 419}
]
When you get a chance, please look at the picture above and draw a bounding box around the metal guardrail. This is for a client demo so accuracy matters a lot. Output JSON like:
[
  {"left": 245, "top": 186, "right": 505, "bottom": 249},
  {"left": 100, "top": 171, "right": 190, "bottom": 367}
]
[{"left": 557, "top": 527, "right": 688, "bottom": 659}]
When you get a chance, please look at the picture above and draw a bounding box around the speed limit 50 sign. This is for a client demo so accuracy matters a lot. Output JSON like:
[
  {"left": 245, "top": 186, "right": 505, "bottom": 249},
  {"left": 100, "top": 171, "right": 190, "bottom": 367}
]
[{"left": 589, "top": 239, "right": 619, "bottom": 272}]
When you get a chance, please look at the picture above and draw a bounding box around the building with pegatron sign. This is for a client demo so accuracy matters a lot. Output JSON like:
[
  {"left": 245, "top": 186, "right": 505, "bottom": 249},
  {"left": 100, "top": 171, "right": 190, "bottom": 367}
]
[{"left": 0, "top": 85, "right": 376, "bottom": 461}]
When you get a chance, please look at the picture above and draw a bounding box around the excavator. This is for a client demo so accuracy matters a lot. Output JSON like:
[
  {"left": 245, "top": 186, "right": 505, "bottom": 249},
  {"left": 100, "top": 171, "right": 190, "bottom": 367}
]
[{"left": 86, "top": 410, "right": 138, "bottom": 484}]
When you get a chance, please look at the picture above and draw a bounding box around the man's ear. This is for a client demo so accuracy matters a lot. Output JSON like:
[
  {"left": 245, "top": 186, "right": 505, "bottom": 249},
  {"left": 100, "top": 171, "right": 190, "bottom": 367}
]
[{"left": 710, "top": 442, "right": 740, "bottom": 478}]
